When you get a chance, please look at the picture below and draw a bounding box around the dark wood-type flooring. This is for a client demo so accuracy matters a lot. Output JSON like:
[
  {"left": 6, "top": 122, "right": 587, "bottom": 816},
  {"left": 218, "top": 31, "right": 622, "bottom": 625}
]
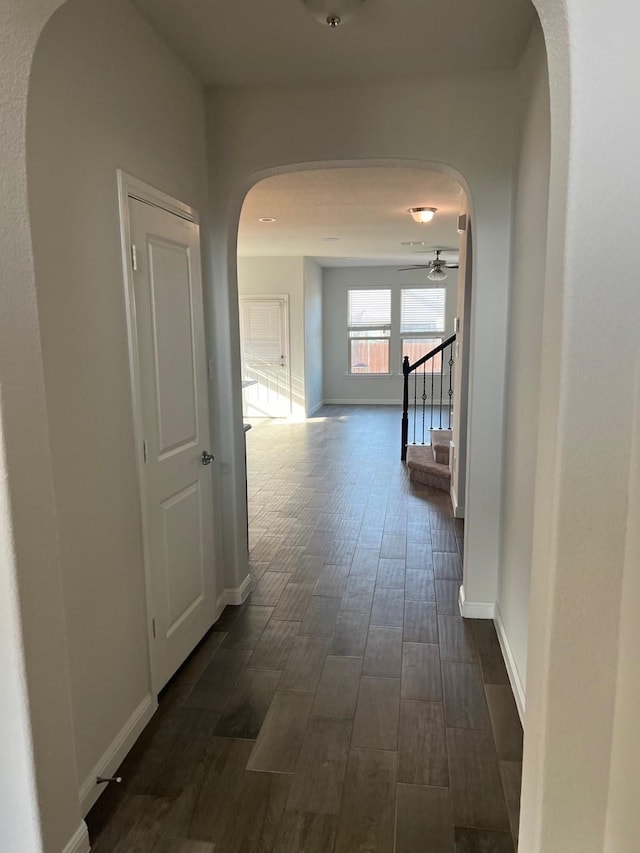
[{"left": 87, "top": 405, "right": 523, "bottom": 852}]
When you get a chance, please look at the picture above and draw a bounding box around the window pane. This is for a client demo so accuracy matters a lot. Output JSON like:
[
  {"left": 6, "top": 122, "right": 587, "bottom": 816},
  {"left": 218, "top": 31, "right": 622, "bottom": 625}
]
[
  {"left": 402, "top": 338, "right": 443, "bottom": 371},
  {"left": 350, "top": 339, "right": 389, "bottom": 374},
  {"left": 400, "top": 288, "right": 445, "bottom": 333},
  {"left": 348, "top": 289, "right": 391, "bottom": 328},
  {"left": 349, "top": 328, "right": 390, "bottom": 339}
]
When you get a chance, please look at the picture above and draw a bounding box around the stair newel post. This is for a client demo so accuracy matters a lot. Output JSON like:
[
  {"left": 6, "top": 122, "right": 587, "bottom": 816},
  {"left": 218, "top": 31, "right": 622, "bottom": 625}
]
[{"left": 401, "top": 355, "right": 410, "bottom": 460}]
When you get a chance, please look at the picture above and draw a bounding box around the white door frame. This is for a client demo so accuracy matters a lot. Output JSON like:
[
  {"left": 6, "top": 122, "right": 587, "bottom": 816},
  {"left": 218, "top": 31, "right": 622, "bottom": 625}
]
[{"left": 116, "top": 170, "right": 213, "bottom": 695}]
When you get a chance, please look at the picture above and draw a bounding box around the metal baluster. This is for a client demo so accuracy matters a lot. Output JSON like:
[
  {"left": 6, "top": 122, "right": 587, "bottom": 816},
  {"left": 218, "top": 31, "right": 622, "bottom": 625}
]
[
  {"left": 413, "top": 370, "right": 417, "bottom": 444},
  {"left": 421, "top": 364, "right": 427, "bottom": 444},
  {"left": 448, "top": 343, "right": 454, "bottom": 429},
  {"left": 439, "top": 347, "right": 444, "bottom": 429},
  {"left": 430, "top": 359, "right": 434, "bottom": 430}
]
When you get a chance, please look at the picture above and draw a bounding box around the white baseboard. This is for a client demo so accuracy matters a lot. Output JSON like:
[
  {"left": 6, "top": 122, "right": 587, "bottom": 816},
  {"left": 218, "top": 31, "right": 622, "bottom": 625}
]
[
  {"left": 322, "top": 399, "right": 401, "bottom": 406},
  {"left": 458, "top": 584, "right": 496, "bottom": 619},
  {"left": 494, "top": 604, "right": 526, "bottom": 724},
  {"left": 450, "top": 484, "right": 465, "bottom": 518},
  {"left": 79, "top": 694, "right": 157, "bottom": 816},
  {"left": 306, "top": 402, "right": 324, "bottom": 416},
  {"left": 62, "top": 822, "right": 90, "bottom": 853},
  {"left": 225, "top": 572, "right": 253, "bottom": 605}
]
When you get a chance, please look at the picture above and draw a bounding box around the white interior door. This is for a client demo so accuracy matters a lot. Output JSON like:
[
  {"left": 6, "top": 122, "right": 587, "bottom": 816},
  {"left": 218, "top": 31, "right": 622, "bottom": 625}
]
[
  {"left": 239, "top": 296, "right": 291, "bottom": 417},
  {"left": 129, "top": 197, "right": 217, "bottom": 693}
]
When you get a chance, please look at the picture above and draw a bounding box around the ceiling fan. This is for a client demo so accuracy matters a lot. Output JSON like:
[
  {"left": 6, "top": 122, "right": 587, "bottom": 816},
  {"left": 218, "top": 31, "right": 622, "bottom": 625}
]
[{"left": 398, "top": 248, "right": 459, "bottom": 282}]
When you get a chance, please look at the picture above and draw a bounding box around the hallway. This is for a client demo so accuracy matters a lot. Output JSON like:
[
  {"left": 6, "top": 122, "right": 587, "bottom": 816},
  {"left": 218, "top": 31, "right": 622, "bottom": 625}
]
[{"left": 87, "top": 406, "right": 522, "bottom": 852}]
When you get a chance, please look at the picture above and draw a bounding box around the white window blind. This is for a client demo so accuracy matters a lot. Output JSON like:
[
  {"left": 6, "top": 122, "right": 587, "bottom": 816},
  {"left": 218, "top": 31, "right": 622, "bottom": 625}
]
[
  {"left": 348, "top": 289, "right": 391, "bottom": 329},
  {"left": 400, "top": 288, "right": 445, "bottom": 334}
]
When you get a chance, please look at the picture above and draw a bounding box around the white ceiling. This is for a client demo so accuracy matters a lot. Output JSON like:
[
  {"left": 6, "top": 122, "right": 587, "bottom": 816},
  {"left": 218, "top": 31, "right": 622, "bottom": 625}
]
[
  {"left": 238, "top": 166, "right": 464, "bottom": 267},
  {"left": 132, "top": 0, "right": 536, "bottom": 88}
]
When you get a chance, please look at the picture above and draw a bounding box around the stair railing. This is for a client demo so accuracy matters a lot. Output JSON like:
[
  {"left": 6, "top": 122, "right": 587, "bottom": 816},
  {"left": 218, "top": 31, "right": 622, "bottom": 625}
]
[{"left": 401, "top": 334, "right": 456, "bottom": 460}]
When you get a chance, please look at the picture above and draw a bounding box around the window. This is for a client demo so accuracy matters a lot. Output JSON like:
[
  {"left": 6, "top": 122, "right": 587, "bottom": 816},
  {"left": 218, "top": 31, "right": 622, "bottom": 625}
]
[
  {"left": 400, "top": 287, "right": 446, "bottom": 370},
  {"left": 347, "top": 289, "right": 391, "bottom": 374}
]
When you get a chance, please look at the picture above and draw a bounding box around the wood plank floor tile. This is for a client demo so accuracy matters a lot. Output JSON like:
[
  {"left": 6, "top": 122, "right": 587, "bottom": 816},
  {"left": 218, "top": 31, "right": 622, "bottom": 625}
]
[
  {"left": 298, "top": 595, "right": 341, "bottom": 639},
  {"left": 376, "top": 558, "right": 406, "bottom": 588},
  {"left": 371, "top": 587, "right": 404, "bottom": 627},
  {"left": 334, "top": 748, "right": 397, "bottom": 853},
  {"left": 272, "top": 582, "right": 314, "bottom": 621},
  {"left": 250, "top": 571, "right": 292, "bottom": 606},
  {"left": 380, "top": 533, "right": 407, "bottom": 559},
  {"left": 403, "top": 600, "right": 438, "bottom": 643},
  {"left": 398, "top": 701, "right": 449, "bottom": 786},
  {"left": 274, "top": 812, "right": 337, "bottom": 853},
  {"left": 153, "top": 839, "right": 215, "bottom": 853},
  {"left": 406, "top": 542, "right": 434, "bottom": 570},
  {"left": 447, "top": 727, "right": 511, "bottom": 831},
  {"left": 363, "top": 626, "right": 403, "bottom": 678},
  {"left": 438, "top": 614, "right": 478, "bottom": 663},
  {"left": 248, "top": 620, "right": 300, "bottom": 671},
  {"left": 454, "top": 826, "right": 515, "bottom": 852},
  {"left": 90, "top": 795, "right": 172, "bottom": 853},
  {"left": 405, "top": 569, "right": 436, "bottom": 602},
  {"left": 442, "top": 662, "right": 491, "bottom": 730},
  {"left": 286, "top": 717, "right": 352, "bottom": 814},
  {"left": 350, "top": 548, "right": 380, "bottom": 578},
  {"left": 184, "top": 649, "right": 252, "bottom": 711},
  {"left": 395, "top": 783, "right": 453, "bottom": 853},
  {"left": 290, "top": 554, "right": 325, "bottom": 584},
  {"left": 222, "top": 606, "right": 274, "bottom": 650},
  {"left": 312, "top": 656, "right": 362, "bottom": 719},
  {"left": 325, "top": 539, "right": 357, "bottom": 565},
  {"left": 213, "top": 668, "right": 281, "bottom": 739},
  {"left": 500, "top": 760, "right": 523, "bottom": 845},
  {"left": 406, "top": 520, "right": 432, "bottom": 544},
  {"left": 431, "top": 529, "right": 459, "bottom": 552},
  {"left": 330, "top": 610, "right": 369, "bottom": 656},
  {"left": 435, "top": 579, "right": 461, "bottom": 615},
  {"left": 279, "top": 637, "right": 330, "bottom": 693},
  {"left": 251, "top": 535, "right": 285, "bottom": 562},
  {"left": 340, "top": 577, "right": 375, "bottom": 612},
  {"left": 485, "top": 685, "right": 523, "bottom": 760},
  {"left": 352, "top": 676, "right": 400, "bottom": 751},
  {"left": 268, "top": 544, "right": 306, "bottom": 573},
  {"left": 192, "top": 738, "right": 291, "bottom": 847},
  {"left": 401, "top": 643, "right": 442, "bottom": 702},
  {"left": 433, "top": 551, "right": 463, "bottom": 579},
  {"left": 385, "top": 515, "right": 409, "bottom": 536},
  {"left": 470, "top": 619, "right": 510, "bottom": 685},
  {"left": 247, "top": 692, "right": 314, "bottom": 773},
  {"left": 314, "top": 565, "right": 349, "bottom": 598},
  {"left": 358, "top": 525, "right": 384, "bottom": 549}
]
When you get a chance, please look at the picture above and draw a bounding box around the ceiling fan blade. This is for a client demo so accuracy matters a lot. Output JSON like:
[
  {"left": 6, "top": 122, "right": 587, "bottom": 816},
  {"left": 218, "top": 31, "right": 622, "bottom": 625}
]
[
  {"left": 397, "top": 264, "right": 432, "bottom": 271},
  {"left": 445, "top": 263, "right": 459, "bottom": 269}
]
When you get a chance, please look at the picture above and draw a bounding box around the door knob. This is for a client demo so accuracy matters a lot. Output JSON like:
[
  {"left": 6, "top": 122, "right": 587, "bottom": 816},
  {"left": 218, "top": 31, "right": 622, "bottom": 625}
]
[{"left": 201, "top": 450, "right": 215, "bottom": 466}]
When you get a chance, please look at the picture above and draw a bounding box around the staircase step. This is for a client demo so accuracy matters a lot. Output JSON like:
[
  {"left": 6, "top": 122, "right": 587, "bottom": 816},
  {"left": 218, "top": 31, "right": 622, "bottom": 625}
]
[
  {"left": 430, "top": 429, "right": 452, "bottom": 466},
  {"left": 405, "top": 444, "right": 451, "bottom": 493}
]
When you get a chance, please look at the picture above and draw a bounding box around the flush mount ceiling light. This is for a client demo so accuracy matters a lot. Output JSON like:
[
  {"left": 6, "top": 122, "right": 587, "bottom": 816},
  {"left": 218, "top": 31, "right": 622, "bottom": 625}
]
[
  {"left": 408, "top": 207, "right": 437, "bottom": 224},
  {"left": 258, "top": 217, "right": 276, "bottom": 222},
  {"left": 300, "top": 0, "right": 367, "bottom": 28}
]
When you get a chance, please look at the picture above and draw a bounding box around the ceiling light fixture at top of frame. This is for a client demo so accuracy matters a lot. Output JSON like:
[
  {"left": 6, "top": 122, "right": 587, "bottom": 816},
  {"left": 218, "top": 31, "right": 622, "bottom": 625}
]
[{"left": 300, "top": 0, "right": 367, "bottom": 28}]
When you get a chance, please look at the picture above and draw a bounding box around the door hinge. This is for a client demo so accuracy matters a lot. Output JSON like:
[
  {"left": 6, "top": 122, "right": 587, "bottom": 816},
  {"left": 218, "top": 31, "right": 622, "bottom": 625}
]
[
  {"left": 130, "top": 243, "right": 138, "bottom": 271},
  {"left": 143, "top": 440, "right": 147, "bottom": 463},
  {"left": 152, "top": 618, "right": 156, "bottom": 639}
]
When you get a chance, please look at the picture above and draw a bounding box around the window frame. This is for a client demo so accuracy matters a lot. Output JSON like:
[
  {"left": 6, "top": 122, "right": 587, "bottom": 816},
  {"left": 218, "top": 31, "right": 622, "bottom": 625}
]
[
  {"left": 399, "top": 286, "right": 446, "bottom": 370},
  {"left": 346, "top": 287, "right": 392, "bottom": 376}
]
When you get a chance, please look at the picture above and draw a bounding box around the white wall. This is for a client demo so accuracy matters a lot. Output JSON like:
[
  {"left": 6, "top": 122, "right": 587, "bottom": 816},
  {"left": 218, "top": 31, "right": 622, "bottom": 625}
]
[
  {"left": 27, "top": 0, "right": 209, "bottom": 812},
  {"left": 303, "top": 258, "right": 323, "bottom": 415},
  {"left": 237, "top": 256, "right": 306, "bottom": 415},
  {"left": 496, "top": 23, "right": 550, "bottom": 711},
  {"left": 322, "top": 265, "right": 457, "bottom": 404}
]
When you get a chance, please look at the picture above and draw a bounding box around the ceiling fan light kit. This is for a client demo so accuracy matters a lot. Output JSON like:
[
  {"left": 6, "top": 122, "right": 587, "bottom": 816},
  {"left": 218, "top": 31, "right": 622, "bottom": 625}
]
[
  {"left": 427, "top": 267, "right": 448, "bottom": 282},
  {"left": 300, "top": 0, "right": 366, "bottom": 28},
  {"left": 408, "top": 206, "right": 437, "bottom": 224}
]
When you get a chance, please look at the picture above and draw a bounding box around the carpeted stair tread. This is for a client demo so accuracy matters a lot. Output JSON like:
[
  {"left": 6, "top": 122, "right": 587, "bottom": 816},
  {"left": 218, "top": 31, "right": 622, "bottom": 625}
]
[
  {"left": 405, "top": 444, "right": 451, "bottom": 492},
  {"left": 430, "top": 429, "right": 452, "bottom": 465}
]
